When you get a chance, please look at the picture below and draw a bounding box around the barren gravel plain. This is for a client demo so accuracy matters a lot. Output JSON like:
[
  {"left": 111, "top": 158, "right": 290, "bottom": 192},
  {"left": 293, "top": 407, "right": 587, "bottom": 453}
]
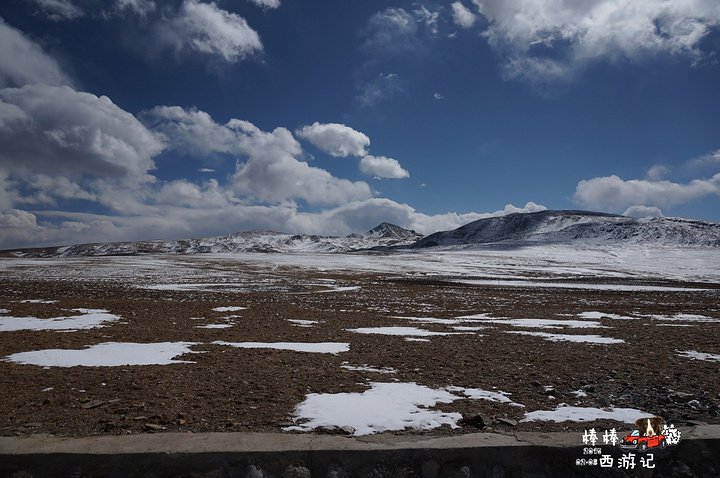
[{"left": 1, "top": 247, "right": 719, "bottom": 439}]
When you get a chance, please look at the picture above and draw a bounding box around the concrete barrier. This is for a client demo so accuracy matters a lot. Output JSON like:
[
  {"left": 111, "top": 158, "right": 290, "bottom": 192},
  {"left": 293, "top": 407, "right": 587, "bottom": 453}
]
[{"left": 2, "top": 426, "right": 719, "bottom": 477}]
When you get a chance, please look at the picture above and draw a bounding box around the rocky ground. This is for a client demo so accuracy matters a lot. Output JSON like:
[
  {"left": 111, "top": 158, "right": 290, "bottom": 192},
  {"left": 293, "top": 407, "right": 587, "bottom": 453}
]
[{"left": 1, "top": 254, "right": 719, "bottom": 439}]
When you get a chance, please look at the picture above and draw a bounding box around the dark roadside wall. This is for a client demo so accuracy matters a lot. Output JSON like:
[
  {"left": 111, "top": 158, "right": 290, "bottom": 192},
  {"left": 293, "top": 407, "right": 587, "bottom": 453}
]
[{"left": 2, "top": 440, "right": 719, "bottom": 478}]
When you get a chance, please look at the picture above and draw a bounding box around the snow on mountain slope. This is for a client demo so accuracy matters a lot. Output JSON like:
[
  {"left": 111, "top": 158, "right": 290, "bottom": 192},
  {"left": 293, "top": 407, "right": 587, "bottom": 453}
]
[
  {"left": 9, "top": 224, "right": 423, "bottom": 257},
  {"left": 412, "top": 210, "right": 720, "bottom": 248},
  {"left": 5, "top": 211, "right": 720, "bottom": 257}
]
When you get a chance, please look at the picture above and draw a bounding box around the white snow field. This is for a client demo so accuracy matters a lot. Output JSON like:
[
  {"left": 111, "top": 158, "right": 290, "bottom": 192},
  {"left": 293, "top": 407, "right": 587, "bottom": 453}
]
[{"left": 1, "top": 245, "right": 719, "bottom": 286}]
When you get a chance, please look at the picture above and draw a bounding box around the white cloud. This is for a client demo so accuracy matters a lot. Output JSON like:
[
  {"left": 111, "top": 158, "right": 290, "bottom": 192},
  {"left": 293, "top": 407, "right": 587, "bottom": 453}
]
[
  {"left": 0, "top": 18, "right": 71, "bottom": 88},
  {"left": 574, "top": 174, "right": 720, "bottom": 211},
  {"left": 362, "top": 8, "right": 419, "bottom": 55},
  {"left": 31, "top": 0, "right": 85, "bottom": 21},
  {"left": 0, "top": 85, "right": 163, "bottom": 181},
  {"left": 162, "top": 0, "right": 263, "bottom": 63},
  {"left": 144, "top": 106, "right": 373, "bottom": 206},
  {"left": 623, "top": 205, "right": 664, "bottom": 218},
  {"left": 357, "top": 72, "right": 403, "bottom": 107},
  {"left": 23, "top": 174, "right": 97, "bottom": 205},
  {"left": 29, "top": 0, "right": 157, "bottom": 19},
  {"left": 288, "top": 199, "right": 547, "bottom": 237},
  {"left": 451, "top": 2, "right": 477, "bottom": 29},
  {"left": 155, "top": 179, "right": 232, "bottom": 208},
  {"left": 248, "top": 0, "right": 280, "bottom": 9},
  {"left": 0, "top": 191, "right": 549, "bottom": 249},
  {"left": 115, "top": 0, "right": 157, "bottom": 17},
  {"left": 231, "top": 132, "right": 373, "bottom": 205},
  {"left": 296, "top": 122, "right": 370, "bottom": 157},
  {"left": 141, "top": 106, "right": 238, "bottom": 156},
  {"left": 360, "top": 155, "right": 409, "bottom": 179},
  {"left": 414, "top": 6, "right": 441, "bottom": 35},
  {"left": 471, "top": 0, "right": 720, "bottom": 82},
  {"left": 646, "top": 164, "right": 670, "bottom": 181},
  {"left": 684, "top": 149, "right": 720, "bottom": 173}
]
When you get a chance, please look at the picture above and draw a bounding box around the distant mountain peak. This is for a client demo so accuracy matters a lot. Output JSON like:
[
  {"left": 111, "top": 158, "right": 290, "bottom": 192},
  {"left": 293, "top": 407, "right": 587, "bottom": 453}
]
[{"left": 365, "top": 222, "right": 420, "bottom": 240}]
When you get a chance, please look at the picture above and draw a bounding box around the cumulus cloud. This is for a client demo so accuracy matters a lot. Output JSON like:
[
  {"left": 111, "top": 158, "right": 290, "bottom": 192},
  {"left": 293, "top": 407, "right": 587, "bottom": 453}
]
[
  {"left": 231, "top": 123, "right": 373, "bottom": 205},
  {"left": 469, "top": 0, "right": 720, "bottom": 82},
  {"left": 144, "top": 106, "right": 373, "bottom": 206},
  {"left": 0, "top": 18, "right": 168, "bottom": 221},
  {"left": 645, "top": 164, "right": 670, "bottom": 181},
  {"left": 0, "top": 170, "right": 549, "bottom": 248},
  {"left": 360, "top": 155, "right": 409, "bottom": 179},
  {"left": 0, "top": 85, "right": 163, "bottom": 181},
  {"left": 161, "top": 0, "right": 263, "bottom": 63},
  {"left": 623, "top": 205, "right": 664, "bottom": 218},
  {"left": 296, "top": 122, "right": 370, "bottom": 158},
  {"left": 141, "top": 106, "right": 238, "bottom": 156},
  {"left": 574, "top": 174, "right": 720, "bottom": 211},
  {"left": 451, "top": 2, "right": 476, "bottom": 29},
  {"left": 0, "top": 18, "right": 71, "bottom": 88}
]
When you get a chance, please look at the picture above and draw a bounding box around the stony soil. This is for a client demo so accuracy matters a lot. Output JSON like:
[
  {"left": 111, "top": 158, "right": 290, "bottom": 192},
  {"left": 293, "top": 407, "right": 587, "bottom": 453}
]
[{"left": 1, "top": 254, "right": 719, "bottom": 439}]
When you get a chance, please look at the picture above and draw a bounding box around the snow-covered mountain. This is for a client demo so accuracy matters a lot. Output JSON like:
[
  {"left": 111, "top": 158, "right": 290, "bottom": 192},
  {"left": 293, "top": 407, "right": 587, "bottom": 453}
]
[
  {"left": 9, "top": 223, "right": 423, "bottom": 257},
  {"left": 6, "top": 211, "right": 720, "bottom": 257},
  {"left": 412, "top": 210, "right": 720, "bottom": 248}
]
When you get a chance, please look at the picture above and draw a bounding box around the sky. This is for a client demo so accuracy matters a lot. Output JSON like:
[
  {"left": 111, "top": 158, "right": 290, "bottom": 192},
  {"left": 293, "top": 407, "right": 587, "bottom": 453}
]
[{"left": 0, "top": 0, "right": 719, "bottom": 249}]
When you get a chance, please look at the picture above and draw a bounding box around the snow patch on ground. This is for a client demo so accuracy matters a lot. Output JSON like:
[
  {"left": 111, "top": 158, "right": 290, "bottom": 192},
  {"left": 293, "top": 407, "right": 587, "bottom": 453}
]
[
  {"left": 521, "top": 404, "right": 654, "bottom": 423},
  {"left": 313, "top": 286, "right": 362, "bottom": 293},
  {"left": 3, "top": 342, "right": 199, "bottom": 367},
  {"left": 507, "top": 331, "right": 625, "bottom": 344},
  {"left": 212, "top": 306, "right": 247, "bottom": 312},
  {"left": 397, "top": 317, "right": 465, "bottom": 325},
  {"left": 456, "top": 314, "right": 606, "bottom": 329},
  {"left": 0, "top": 309, "right": 121, "bottom": 332},
  {"left": 341, "top": 363, "right": 397, "bottom": 374},
  {"left": 449, "top": 279, "right": 709, "bottom": 292},
  {"left": 347, "top": 326, "right": 466, "bottom": 337},
  {"left": 212, "top": 341, "right": 349, "bottom": 354},
  {"left": 446, "top": 386, "right": 524, "bottom": 407},
  {"left": 285, "top": 382, "right": 462, "bottom": 436},
  {"left": 578, "top": 311, "right": 638, "bottom": 320},
  {"left": 651, "top": 314, "right": 719, "bottom": 323},
  {"left": 677, "top": 350, "right": 720, "bottom": 362},
  {"left": 287, "top": 319, "right": 320, "bottom": 327}
]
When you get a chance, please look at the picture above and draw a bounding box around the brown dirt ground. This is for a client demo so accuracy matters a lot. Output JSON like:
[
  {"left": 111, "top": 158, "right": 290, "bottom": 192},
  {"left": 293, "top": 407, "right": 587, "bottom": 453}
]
[{"left": 1, "top": 257, "right": 719, "bottom": 438}]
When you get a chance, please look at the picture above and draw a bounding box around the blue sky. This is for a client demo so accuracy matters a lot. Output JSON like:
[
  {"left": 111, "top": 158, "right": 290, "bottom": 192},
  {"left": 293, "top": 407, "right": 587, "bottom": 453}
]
[{"left": 1, "top": 0, "right": 719, "bottom": 248}]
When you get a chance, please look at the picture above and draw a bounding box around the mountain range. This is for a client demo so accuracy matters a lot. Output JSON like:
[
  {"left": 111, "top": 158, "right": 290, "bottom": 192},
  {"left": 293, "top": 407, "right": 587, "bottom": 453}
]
[
  {"left": 5, "top": 211, "right": 720, "bottom": 257},
  {"left": 412, "top": 210, "right": 720, "bottom": 248}
]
